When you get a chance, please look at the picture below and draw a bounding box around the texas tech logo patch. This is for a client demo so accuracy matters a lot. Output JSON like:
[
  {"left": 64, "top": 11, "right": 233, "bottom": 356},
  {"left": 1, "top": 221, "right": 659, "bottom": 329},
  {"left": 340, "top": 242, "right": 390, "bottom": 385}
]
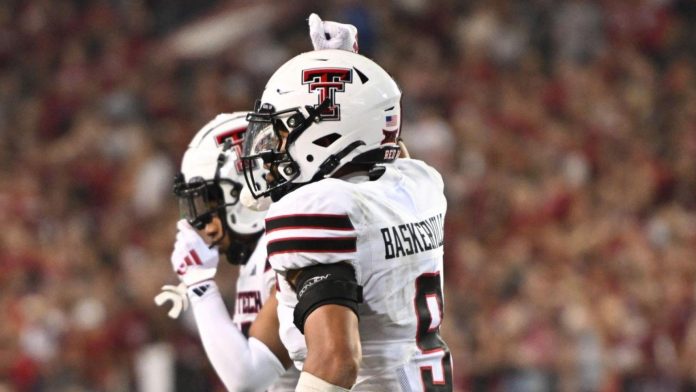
[
  {"left": 302, "top": 68, "right": 353, "bottom": 120},
  {"left": 214, "top": 126, "right": 246, "bottom": 173}
]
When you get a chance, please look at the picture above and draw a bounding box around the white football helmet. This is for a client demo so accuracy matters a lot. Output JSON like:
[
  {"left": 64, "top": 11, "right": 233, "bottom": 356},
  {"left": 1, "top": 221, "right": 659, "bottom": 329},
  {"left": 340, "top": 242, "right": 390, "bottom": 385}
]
[
  {"left": 241, "top": 49, "right": 402, "bottom": 201},
  {"left": 174, "top": 113, "right": 267, "bottom": 263}
]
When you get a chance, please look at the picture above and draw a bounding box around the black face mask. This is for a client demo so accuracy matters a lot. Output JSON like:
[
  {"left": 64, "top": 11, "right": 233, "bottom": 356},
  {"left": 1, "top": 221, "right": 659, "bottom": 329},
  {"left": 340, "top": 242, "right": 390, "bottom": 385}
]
[
  {"left": 173, "top": 173, "right": 259, "bottom": 265},
  {"left": 173, "top": 174, "right": 226, "bottom": 230}
]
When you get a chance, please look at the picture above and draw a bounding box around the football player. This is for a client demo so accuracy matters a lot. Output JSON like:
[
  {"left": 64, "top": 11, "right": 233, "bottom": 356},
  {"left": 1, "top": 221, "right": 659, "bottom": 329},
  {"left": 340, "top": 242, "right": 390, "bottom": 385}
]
[
  {"left": 155, "top": 14, "right": 359, "bottom": 392},
  {"left": 240, "top": 50, "right": 453, "bottom": 391}
]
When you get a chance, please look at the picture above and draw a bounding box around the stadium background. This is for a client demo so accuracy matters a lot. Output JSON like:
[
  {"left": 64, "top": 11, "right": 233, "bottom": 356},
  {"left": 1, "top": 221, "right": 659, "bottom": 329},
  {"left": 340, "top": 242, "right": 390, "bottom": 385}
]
[{"left": 1, "top": 0, "right": 696, "bottom": 391}]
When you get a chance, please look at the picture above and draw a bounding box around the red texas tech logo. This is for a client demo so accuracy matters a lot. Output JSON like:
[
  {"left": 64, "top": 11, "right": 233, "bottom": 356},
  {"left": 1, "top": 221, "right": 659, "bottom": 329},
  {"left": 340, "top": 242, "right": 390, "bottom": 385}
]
[
  {"left": 214, "top": 126, "right": 246, "bottom": 173},
  {"left": 302, "top": 68, "right": 353, "bottom": 120}
]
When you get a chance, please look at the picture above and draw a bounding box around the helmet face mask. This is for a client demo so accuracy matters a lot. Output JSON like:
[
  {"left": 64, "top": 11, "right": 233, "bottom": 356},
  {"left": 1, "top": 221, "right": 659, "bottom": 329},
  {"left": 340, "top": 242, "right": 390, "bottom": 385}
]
[
  {"left": 241, "top": 50, "right": 402, "bottom": 201},
  {"left": 174, "top": 174, "right": 219, "bottom": 230},
  {"left": 173, "top": 173, "right": 241, "bottom": 230},
  {"left": 242, "top": 98, "right": 334, "bottom": 200}
]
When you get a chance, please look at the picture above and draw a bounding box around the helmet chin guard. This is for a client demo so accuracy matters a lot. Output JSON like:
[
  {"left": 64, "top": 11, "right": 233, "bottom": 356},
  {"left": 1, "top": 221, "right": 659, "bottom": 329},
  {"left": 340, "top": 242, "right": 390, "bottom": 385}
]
[{"left": 241, "top": 50, "right": 402, "bottom": 201}]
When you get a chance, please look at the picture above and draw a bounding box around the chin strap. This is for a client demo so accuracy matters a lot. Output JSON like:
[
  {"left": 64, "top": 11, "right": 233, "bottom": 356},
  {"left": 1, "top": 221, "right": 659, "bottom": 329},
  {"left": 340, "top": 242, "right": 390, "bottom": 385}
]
[
  {"left": 270, "top": 140, "right": 372, "bottom": 201},
  {"left": 316, "top": 141, "right": 366, "bottom": 179},
  {"left": 352, "top": 145, "right": 400, "bottom": 164},
  {"left": 269, "top": 141, "right": 366, "bottom": 201},
  {"left": 286, "top": 97, "right": 334, "bottom": 146}
]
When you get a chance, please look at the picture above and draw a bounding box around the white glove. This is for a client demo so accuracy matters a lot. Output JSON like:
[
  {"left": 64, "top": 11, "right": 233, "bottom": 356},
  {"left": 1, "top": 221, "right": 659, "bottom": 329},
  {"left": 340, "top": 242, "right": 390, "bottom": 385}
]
[
  {"left": 308, "top": 13, "right": 359, "bottom": 53},
  {"left": 171, "top": 219, "right": 219, "bottom": 287},
  {"left": 154, "top": 283, "right": 189, "bottom": 319}
]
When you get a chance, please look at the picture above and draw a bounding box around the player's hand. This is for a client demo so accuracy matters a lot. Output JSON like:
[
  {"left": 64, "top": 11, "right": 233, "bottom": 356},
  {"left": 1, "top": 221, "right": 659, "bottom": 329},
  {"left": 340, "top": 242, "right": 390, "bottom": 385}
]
[
  {"left": 154, "top": 283, "right": 189, "bottom": 319},
  {"left": 308, "top": 13, "right": 359, "bottom": 53},
  {"left": 171, "top": 219, "right": 219, "bottom": 287}
]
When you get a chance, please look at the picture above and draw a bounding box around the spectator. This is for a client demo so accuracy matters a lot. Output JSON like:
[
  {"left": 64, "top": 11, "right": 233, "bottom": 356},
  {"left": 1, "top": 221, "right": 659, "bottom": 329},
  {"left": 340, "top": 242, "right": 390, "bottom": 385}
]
[{"left": 0, "top": 1, "right": 694, "bottom": 391}]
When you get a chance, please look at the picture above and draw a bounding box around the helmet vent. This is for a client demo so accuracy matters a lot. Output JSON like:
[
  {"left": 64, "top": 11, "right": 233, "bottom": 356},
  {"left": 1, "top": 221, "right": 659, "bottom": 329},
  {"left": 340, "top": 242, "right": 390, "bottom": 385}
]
[
  {"left": 353, "top": 67, "right": 369, "bottom": 83},
  {"left": 312, "top": 133, "right": 341, "bottom": 147}
]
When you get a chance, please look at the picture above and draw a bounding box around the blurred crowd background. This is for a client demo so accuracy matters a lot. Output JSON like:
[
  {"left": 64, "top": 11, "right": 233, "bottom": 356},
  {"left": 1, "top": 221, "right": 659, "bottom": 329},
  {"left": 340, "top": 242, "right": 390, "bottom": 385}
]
[{"left": 1, "top": 0, "right": 695, "bottom": 391}]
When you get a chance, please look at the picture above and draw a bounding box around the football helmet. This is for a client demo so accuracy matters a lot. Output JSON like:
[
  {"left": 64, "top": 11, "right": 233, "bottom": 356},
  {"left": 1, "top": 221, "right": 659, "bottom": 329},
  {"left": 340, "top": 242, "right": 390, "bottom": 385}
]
[
  {"left": 173, "top": 112, "right": 266, "bottom": 264},
  {"left": 241, "top": 49, "right": 402, "bottom": 201}
]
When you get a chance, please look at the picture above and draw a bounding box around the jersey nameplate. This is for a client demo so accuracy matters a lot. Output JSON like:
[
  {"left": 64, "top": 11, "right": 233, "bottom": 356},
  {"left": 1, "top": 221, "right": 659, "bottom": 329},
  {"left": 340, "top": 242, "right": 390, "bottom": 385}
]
[{"left": 379, "top": 213, "right": 444, "bottom": 260}]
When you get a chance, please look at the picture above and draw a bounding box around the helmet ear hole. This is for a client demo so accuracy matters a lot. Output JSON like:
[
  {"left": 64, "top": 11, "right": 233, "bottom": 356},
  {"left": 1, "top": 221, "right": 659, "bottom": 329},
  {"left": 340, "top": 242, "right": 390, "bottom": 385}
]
[
  {"left": 306, "top": 155, "right": 314, "bottom": 162},
  {"left": 229, "top": 214, "right": 237, "bottom": 224}
]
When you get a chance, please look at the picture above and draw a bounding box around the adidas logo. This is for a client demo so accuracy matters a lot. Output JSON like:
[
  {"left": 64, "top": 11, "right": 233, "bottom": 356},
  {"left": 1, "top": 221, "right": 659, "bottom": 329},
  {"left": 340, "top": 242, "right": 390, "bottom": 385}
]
[
  {"left": 176, "top": 250, "right": 202, "bottom": 275},
  {"left": 192, "top": 284, "right": 210, "bottom": 297}
]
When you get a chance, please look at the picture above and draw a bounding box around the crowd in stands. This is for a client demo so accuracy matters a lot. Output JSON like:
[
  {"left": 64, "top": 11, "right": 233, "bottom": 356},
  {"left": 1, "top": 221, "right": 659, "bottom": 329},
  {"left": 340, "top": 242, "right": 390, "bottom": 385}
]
[{"left": 0, "top": 0, "right": 695, "bottom": 391}]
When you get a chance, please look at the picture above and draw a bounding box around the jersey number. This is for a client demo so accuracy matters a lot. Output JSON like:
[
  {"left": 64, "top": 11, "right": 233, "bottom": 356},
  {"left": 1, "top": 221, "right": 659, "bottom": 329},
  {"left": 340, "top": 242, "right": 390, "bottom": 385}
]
[{"left": 414, "top": 273, "right": 453, "bottom": 391}]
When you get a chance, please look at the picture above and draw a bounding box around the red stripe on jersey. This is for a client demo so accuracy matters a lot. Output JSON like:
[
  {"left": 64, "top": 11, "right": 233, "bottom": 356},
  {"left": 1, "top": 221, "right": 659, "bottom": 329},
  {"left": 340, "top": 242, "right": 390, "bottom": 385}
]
[
  {"left": 266, "top": 213, "right": 350, "bottom": 220},
  {"left": 265, "top": 214, "right": 354, "bottom": 233},
  {"left": 267, "top": 236, "right": 357, "bottom": 256}
]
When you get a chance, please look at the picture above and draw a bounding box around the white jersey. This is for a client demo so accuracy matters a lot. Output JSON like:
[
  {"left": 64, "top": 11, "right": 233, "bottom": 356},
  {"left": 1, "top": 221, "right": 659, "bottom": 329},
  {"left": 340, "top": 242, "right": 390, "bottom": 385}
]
[
  {"left": 232, "top": 235, "right": 300, "bottom": 392},
  {"left": 266, "top": 159, "right": 453, "bottom": 392}
]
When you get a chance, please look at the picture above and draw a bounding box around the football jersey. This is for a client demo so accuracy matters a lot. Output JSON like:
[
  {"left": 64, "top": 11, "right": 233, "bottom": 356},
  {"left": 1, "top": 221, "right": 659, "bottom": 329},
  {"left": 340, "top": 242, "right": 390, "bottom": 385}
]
[
  {"left": 232, "top": 235, "right": 300, "bottom": 392},
  {"left": 266, "top": 159, "right": 453, "bottom": 392}
]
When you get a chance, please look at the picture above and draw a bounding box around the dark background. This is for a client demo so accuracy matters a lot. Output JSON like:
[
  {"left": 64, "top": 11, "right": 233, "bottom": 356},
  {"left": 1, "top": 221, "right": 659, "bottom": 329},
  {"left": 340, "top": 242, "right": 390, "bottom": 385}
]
[{"left": 1, "top": 0, "right": 695, "bottom": 391}]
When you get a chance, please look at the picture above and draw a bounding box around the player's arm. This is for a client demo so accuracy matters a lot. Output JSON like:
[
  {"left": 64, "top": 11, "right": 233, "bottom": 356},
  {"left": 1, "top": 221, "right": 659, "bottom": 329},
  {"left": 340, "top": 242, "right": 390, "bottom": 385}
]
[
  {"left": 166, "top": 220, "right": 290, "bottom": 392},
  {"left": 248, "top": 286, "right": 292, "bottom": 367},
  {"left": 288, "top": 263, "right": 363, "bottom": 390},
  {"left": 303, "top": 305, "right": 361, "bottom": 388},
  {"left": 189, "top": 282, "right": 290, "bottom": 392}
]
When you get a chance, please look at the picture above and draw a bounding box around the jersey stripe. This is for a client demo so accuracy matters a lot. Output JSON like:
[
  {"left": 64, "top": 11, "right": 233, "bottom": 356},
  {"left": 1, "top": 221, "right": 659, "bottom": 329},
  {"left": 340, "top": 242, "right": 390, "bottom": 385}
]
[
  {"left": 267, "top": 236, "right": 357, "bottom": 256},
  {"left": 265, "top": 214, "right": 354, "bottom": 233}
]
